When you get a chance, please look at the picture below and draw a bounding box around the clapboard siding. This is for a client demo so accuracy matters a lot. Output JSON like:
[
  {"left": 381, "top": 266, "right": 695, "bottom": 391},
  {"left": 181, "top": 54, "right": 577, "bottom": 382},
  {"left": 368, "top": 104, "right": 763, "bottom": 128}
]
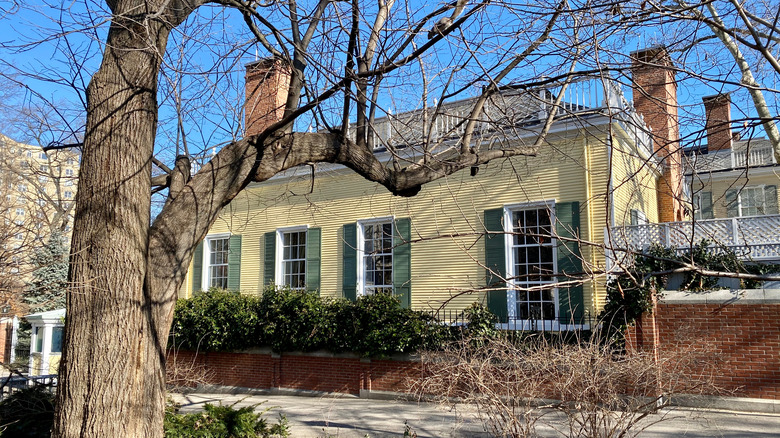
[{"left": 180, "top": 126, "right": 653, "bottom": 318}]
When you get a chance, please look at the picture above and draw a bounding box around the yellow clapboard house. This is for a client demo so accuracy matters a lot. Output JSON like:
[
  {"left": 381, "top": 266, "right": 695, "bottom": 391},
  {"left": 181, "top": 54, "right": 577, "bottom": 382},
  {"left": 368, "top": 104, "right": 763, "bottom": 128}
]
[{"left": 182, "top": 48, "right": 680, "bottom": 327}]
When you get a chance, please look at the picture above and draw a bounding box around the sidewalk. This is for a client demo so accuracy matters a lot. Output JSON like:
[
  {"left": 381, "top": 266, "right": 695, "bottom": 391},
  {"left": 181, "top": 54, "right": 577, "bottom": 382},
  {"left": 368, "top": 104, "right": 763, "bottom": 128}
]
[{"left": 171, "top": 392, "right": 780, "bottom": 437}]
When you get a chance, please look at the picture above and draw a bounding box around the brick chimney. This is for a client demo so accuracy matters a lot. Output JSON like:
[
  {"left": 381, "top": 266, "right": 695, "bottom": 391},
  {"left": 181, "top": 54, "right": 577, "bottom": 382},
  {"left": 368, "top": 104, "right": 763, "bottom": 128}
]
[
  {"left": 631, "top": 46, "right": 684, "bottom": 223},
  {"left": 702, "top": 93, "right": 732, "bottom": 152},
  {"left": 245, "top": 58, "right": 291, "bottom": 137}
]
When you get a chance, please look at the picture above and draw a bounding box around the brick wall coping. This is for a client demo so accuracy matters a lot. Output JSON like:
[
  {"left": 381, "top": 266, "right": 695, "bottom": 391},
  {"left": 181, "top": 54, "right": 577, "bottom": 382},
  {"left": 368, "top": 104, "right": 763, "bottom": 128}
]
[
  {"left": 175, "top": 347, "right": 420, "bottom": 363},
  {"left": 660, "top": 288, "right": 780, "bottom": 304}
]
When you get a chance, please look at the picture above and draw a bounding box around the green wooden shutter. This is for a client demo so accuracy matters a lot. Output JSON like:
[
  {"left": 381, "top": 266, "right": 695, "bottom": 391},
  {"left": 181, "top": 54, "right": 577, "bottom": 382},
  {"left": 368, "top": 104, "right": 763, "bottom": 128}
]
[
  {"left": 263, "top": 232, "right": 276, "bottom": 288},
  {"left": 725, "top": 189, "right": 739, "bottom": 217},
  {"left": 556, "top": 202, "right": 584, "bottom": 324},
  {"left": 393, "top": 218, "right": 412, "bottom": 308},
  {"left": 484, "top": 208, "right": 508, "bottom": 323},
  {"left": 227, "top": 235, "right": 242, "bottom": 291},
  {"left": 765, "top": 185, "right": 778, "bottom": 214},
  {"left": 306, "top": 227, "right": 321, "bottom": 293},
  {"left": 700, "top": 192, "right": 714, "bottom": 219},
  {"left": 342, "top": 224, "right": 357, "bottom": 301},
  {"left": 192, "top": 241, "right": 203, "bottom": 294}
]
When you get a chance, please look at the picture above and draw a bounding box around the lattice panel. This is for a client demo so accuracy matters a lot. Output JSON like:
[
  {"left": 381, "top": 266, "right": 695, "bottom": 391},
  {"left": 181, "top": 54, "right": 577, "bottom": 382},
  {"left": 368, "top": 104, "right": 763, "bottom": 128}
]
[
  {"left": 735, "top": 216, "right": 780, "bottom": 245},
  {"left": 691, "top": 220, "right": 733, "bottom": 245},
  {"left": 609, "top": 215, "right": 780, "bottom": 263}
]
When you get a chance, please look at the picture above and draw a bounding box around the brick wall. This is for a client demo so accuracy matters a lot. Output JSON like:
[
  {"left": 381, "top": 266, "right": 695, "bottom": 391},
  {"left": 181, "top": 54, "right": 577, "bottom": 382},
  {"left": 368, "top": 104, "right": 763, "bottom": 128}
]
[
  {"left": 244, "top": 58, "right": 290, "bottom": 137},
  {"left": 626, "top": 292, "right": 780, "bottom": 400},
  {"left": 0, "top": 318, "right": 12, "bottom": 363},
  {"left": 631, "top": 46, "right": 684, "bottom": 223},
  {"left": 166, "top": 349, "right": 421, "bottom": 396},
  {"left": 169, "top": 295, "right": 779, "bottom": 401},
  {"left": 703, "top": 94, "right": 733, "bottom": 152}
]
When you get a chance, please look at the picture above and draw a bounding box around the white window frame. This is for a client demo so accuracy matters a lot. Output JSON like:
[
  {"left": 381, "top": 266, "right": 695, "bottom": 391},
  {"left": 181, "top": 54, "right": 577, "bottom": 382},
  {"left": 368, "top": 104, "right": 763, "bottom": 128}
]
[
  {"left": 738, "top": 185, "right": 772, "bottom": 217},
  {"left": 357, "top": 216, "right": 395, "bottom": 296},
  {"left": 503, "top": 201, "right": 558, "bottom": 329},
  {"left": 275, "top": 226, "right": 308, "bottom": 290},
  {"left": 200, "top": 233, "right": 231, "bottom": 290},
  {"left": 357, "top": 217, "right": 394, "bottom": 297},
  {"left": 630, "top": 209, "right": 648, "bottom": 226}
]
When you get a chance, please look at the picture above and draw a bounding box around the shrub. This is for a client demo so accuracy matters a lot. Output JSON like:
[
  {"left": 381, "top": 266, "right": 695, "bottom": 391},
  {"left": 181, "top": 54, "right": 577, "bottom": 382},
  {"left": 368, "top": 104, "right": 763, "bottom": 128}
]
[
  {"left": 0, "top": 385, "right": 55, "bottom": 438},
  {"left": 171, "top": 289, "right": 262, "bottom": 352},
  {"left": 256, "top": 287, "right": 332, "bottom": 352},
  {"left": 416, "top": 333, "right": 718, "bottom": 438},
  {"left": 171, "top": 287, "right": 454, "bottom": 357},
  {"left": 164, "top": 401, "right": 288, "bottom": 438},
  {"left": 344, "top": 293, "right": 447, "bottom": 357}
]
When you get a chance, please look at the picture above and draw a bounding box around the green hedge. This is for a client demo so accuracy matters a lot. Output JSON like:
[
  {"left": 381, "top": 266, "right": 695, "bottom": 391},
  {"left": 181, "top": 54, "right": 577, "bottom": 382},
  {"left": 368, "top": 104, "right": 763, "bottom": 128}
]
[{"left": 171, "top": 288, "right": 454, "bottom": 357}]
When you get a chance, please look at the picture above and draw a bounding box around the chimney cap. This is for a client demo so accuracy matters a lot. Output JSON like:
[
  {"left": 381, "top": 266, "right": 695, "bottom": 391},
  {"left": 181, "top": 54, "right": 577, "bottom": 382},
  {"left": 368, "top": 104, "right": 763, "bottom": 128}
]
[
  {"left": 702, "top": 92, "right": 731, "bottom": 103},
  {"left": 630, "top": 46, "right": 672, "bottom": 65},
  {"left": 244, "top": 56, "right": 287, "bottom": 70}
]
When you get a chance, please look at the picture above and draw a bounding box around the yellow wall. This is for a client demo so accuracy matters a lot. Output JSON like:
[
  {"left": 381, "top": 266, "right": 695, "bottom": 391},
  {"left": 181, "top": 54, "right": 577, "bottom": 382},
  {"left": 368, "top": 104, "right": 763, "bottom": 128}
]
[
  {"left": 691, "top": 169, "right": 780, "bottom": 218},
  {"left": 183, "top": 124, "right": 661, "bottom": 318}
]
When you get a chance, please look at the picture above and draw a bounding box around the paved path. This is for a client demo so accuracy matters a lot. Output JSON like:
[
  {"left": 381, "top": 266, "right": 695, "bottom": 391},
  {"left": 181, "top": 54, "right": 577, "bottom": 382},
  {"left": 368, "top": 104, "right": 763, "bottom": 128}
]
[{"left": 171, "top": 392, "right": 780, "bottom": 437}]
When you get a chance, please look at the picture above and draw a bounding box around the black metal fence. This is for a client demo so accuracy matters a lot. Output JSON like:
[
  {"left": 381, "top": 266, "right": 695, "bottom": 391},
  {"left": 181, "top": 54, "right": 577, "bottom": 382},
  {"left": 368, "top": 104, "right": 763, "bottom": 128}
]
[
  {"left": 422, "top": 307, "right": 597, "bottom": 333},
  {"left": 0, "top": 374, "right": 58, "bottom": 401}
]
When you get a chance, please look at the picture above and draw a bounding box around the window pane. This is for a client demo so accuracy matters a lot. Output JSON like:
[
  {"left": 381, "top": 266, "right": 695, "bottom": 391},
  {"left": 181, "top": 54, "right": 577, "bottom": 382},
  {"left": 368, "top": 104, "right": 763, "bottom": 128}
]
[
  {"left": 510, "top": 207, "right": 556, "bottom": 321},
  {"left": 281, "top": 230, "right": 307, "bottom": 290},
  {"left": 207, "top": 237, "right": 230, "bottom": 289},
  {"left": 51, "top": 327, "right": 64, "bottom": 353},
  {"left": 361, "top": 221, "right": 393, "bottom": 295},
  {"left": 34, "top": 327, "right": 43, "bottom": 353}
]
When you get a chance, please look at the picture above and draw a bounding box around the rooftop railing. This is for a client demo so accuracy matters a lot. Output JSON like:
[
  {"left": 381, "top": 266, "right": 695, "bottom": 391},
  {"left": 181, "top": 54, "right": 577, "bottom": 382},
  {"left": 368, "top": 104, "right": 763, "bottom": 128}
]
[
  {"left": 607, "top": 214, "right": 780, "bottom": 264},
  {"left": 684, "top": 142, "right": 777, "bottom": 174},
  {"left": 351, "top": 76, "right": 653, "bottom": 158}
]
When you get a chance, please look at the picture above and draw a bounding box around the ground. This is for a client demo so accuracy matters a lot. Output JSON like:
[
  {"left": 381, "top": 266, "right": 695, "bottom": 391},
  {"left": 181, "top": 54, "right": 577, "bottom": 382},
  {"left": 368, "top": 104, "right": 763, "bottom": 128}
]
[{"left": 171, "top": 392, "right": 780, "bottom": 437}]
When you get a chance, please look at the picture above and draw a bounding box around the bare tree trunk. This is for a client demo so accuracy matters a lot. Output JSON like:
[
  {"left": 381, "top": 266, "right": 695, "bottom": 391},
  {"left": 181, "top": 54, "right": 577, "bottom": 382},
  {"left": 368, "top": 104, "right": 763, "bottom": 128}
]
[{"left": 52, "top": 14, "right": 172, "bottom": 438}]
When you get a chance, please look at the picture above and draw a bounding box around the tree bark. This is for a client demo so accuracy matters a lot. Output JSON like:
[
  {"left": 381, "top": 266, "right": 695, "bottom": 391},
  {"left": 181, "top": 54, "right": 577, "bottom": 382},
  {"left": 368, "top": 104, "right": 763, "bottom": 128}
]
[{"left": 52, "top": 8, "right": 173, "bottom": 437}]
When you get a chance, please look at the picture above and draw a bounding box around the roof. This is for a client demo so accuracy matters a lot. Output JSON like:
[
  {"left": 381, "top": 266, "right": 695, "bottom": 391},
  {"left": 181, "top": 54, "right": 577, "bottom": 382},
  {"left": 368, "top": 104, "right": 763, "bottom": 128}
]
[{"left": 25, "top": 308, "right": 66, "bottom": 322}]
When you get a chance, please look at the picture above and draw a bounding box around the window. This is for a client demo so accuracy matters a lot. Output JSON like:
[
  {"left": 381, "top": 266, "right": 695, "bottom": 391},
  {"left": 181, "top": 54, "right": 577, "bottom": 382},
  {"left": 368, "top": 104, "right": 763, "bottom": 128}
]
[
  {"left": 51, "top": 327, "right": 63, "bottom": 353},
  {"left": 26, "top": 150, "right": 32, "bottom": 158},
  {"left": 15, "top": 208, "right": 23, "bottom": 216},
  {"left": 17, "top": 184, "right": 26, "bottom": 192},
  {"left": 727, "top": 185, "right": 778, "bottom": 217},
  {"left": 277, "top": 228, "right": 307, "bottom": 290},
  {"left": 204, "top": 236, "right": 230, "bottom": 289},
  {"left": 65, "top": 169, "right": 74, "bottom": 176},
  {"left": 66, "top": 157, "right": 76, "bottom": 165},
  {"left": 64, "top": 191, "right": 73, "bottom": 199},
  {"left": 358, "top": 219, "right": 394, "bottom": 295},
  {"left": 505, "top": 204, "right": 557, "bottom": 321},
  {"left": 33, "top": 327, "right": 43, "bottom": 353},
  {"left": 693, "top": 191, "right": 713, "bottom": 220},
  {"left": 39, "top": 152, "right": 47, "bottom": 160},
  {"left": 38, "top": 175, "right": 48, "bottom": 184},
  {"left": 629, "top": 209, "right": 648, "bottom": 225},
  {"left": 39, "top": 164, "right": 48, "bottom": 172},
  {"left": 64, "top": 180, "right": 73, "bottom": 187}
]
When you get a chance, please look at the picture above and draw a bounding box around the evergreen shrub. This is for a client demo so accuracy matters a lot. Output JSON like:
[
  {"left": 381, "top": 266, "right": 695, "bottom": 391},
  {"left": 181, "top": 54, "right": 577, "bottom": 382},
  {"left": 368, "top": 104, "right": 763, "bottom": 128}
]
[{"left": 171, "top": 287, "right": 452, "bottom": 357}]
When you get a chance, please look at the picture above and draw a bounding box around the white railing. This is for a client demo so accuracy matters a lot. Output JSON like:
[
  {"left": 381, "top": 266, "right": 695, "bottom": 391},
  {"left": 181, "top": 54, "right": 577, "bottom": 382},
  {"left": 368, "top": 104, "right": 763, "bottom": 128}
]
[
  {"left": 354, "top": 76, "right": 652, "bottom": 157},
  {"left": 607, "top": 215, "right": 780, "bottom": 262},
  {"left": 684, "top": 142, "right": 776, "bottom": 173}
]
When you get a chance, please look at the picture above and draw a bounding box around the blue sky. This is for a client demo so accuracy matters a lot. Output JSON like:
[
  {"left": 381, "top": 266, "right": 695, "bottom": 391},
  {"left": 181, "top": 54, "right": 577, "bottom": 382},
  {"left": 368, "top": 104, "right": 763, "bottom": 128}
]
[{"left": 0, "top": 0, "right": 776, "bottom": 156}]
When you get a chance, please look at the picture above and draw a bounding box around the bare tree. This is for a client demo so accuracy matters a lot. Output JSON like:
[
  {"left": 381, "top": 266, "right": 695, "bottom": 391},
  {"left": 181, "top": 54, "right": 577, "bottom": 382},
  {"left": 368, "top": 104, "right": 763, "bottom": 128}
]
[{"left": 0, "top": 0, "right": 776, "bottom": 436}]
